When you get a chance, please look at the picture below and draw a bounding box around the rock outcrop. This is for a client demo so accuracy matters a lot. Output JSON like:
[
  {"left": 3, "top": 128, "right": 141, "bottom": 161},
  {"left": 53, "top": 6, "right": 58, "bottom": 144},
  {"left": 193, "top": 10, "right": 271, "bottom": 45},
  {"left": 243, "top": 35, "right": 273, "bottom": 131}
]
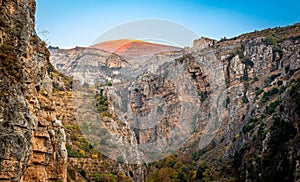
[
  {"left": 215, "top": 26, "right": 300, "bottom": 181},
  {"left": 191, "top": 37, "right": 216, "bottom": 52},
  {"left": 2, "top": 0, "right": 299, "bottom": 181},
  {"left": 49, "top": 47, "right": 128, "bottom": 85},
  {"left": 52, "top": 23, "right": 300, "bottom": 181},
  {"left": 0, "top": 0, "right": 67, "bottom": 181}
]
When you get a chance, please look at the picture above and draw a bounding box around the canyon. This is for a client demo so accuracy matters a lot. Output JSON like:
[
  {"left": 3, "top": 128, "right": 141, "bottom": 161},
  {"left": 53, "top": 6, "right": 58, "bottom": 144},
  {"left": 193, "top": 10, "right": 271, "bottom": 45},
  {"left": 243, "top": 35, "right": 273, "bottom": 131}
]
[{"left": 0, "top": 0, "right": 300, "bottom": 181}]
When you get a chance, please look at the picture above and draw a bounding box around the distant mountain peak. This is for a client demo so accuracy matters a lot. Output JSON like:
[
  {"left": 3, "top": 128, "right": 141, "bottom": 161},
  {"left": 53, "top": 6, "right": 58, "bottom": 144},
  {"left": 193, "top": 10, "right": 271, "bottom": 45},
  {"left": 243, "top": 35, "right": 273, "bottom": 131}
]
[{"left": 90, "top": 39, "right": 182, "bottom": 58}]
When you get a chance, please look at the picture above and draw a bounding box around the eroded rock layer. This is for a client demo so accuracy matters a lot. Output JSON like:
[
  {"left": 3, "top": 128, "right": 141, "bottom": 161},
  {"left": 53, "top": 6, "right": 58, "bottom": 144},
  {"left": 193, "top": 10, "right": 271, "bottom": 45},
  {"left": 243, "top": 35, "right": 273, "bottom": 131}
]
[{"left": 0, "top": 0, "right": 67, "bottom": 181}]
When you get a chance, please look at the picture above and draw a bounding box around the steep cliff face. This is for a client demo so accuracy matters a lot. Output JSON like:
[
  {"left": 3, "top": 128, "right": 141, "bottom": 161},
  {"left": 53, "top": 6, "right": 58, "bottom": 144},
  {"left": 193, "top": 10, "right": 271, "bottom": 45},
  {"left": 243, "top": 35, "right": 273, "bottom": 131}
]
[
  {"left": 145, "top": 24, "right": 300, "bottom": 181},
  {"left": 49, "top": 47, "right": 128, "bottom": 84},
  {"left": 2, "top": 0, "right": 299, "bottom": 181},
  {"left": 48, "top": 23, "right": 300, "bottom": 181},
  {"left": 49, "top": 46, "right": 183, "bottom": 86},
  {"left": 217, "top": 25, "right": 300, "bottom": 181},
  {"left": 0, "top": 0, "right": 67, "bottom": 181}
]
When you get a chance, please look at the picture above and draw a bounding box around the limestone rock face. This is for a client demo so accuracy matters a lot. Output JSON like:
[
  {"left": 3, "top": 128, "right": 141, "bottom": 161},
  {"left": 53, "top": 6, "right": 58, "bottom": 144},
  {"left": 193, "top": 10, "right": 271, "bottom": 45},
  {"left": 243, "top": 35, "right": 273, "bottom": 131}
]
[
  {"left": 205, "top": 26, "right": 300, "bottom": 181},
  {"left": 192, "top": 37, "right": 216, "bottom": 52},
  {"left": 0, "top": 0, "right": 67, "bottom": 181},
  {"left": 2, "top": 0, "right": 299, "bottom": 181},
  {"left": 50, "top": 46, "right": 183, "bottom": 87},
  {"left": 49, "top": 23, "right": 300, "bottom": 181},
  {"left": 50, "top": 47, "right": 128, "bottom": 84}
]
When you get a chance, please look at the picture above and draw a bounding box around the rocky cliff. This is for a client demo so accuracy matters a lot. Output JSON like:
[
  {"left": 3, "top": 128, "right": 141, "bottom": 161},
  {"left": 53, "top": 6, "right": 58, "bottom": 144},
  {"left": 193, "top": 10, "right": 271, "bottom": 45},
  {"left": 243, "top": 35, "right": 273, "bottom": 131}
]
[
  {"left": 49, "top": 47, "right": 128, "bottom": 85},
  {"left": 0, "top": 0, "right": 67, "bottom": 181},
  {"left": 217, "top": 25, "right": 300, "bottom": 181},
  {"left": 51, "top": 23, "right": 300, "bottom": 182},
  {"left": 146, "top": 24, "right": 300, "bottom": 181},
  {"left": 1, "top": 0, "right": 299, "bottom": 181}
]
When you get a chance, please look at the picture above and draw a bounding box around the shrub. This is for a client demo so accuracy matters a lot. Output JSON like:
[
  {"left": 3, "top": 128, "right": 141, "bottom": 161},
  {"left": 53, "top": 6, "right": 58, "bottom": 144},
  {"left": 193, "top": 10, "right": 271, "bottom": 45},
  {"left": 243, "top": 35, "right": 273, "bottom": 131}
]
[
  {"left": 91, "top": 153, "right": 99, "bottom": 159},
  {"left": 264, "top": 100, "right": 281, "bottom": 115},
  {"left": 242, "top": 97, "right": 249, "bottom": 103},
  {"left": 270, "top": 117, "right": 296, "bottom": 144},
  {"left": 285, "top": 65, "right": 290, "bottom": 73},
  {"left": 290, "top": 79, "right": 300, "bottom": 96},
  {"left": 255, "top": 89, "right": 264, "bottom": 96},
  {"left": 270, "top": 87, "right": 279, "bottom": 94},
  {"left": 95, "top": 90, "right": 111, "bottom": 117},
  {"left": 67, "top": 168, "right": 76, "bottom": 180},
  {"left": 223, "top": 97, "right": 230, "bottom": 108},
  {"left": 242, "top": 58, "right": 254, "bottom": 67},
  {"left": 241, "top": 68, "right": 249, "bottom": 81},
  {"left": 203, "top": 168, "right": 215, "bottom": 181},
  {"left": 193, "top": 147, "right": 207, "bottom": 160},
  {"left": 277, "top": 80, "right": 283, "bottom": 86},
  {"left": 196, "top": 164, "right": 207, "bottom": 179},
  {"left": 117, "top": 155, "right": 124, "bottom": 163},
  {"left": 234, "top": 47, "right": 244, "bottom": 59},
  {"left": 273, "top": 46, "right": 283, "bottom": 55},
  {"left": 265, "top": 34, "right": 278, "bottom": 47},
  {"left": 242, "top": 117, "right": 258, "bottom": 133},
  {"left": 289, "top": 79, "right": 300, "bottom": 114},
  {"left": 261, "top": 87, "right": 279, "bottom": 102},
  {"left": 242, "top": 123, "right": 255, "bottom": 133},
  {"left": 249, "top": 117, "right": 259, "bottom": 123},
  {"left": 79, "top": 170, "right": 87, "bottom": 179},
  {"left": 67, "top": 148, "right": 86, "bottom": 158},
  {"left": 267, "top": 74, "right": 280, "bottom": 84},
  {"left": 279, "top": 86, "right": 286, "bottom": 94}
]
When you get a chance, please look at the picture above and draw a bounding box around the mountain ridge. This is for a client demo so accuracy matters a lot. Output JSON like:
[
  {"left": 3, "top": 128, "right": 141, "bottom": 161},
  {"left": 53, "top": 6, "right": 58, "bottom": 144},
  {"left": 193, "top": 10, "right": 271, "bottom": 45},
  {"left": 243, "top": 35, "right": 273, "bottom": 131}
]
[
  {"left": 90, "top": 39, "right": 182, "bottom": 58},
  {"left": 50, "top": 23, "right": 300, "bottom": 181},
  {"left": 0, "top": 0, "right": 299, "bottom": 181}
]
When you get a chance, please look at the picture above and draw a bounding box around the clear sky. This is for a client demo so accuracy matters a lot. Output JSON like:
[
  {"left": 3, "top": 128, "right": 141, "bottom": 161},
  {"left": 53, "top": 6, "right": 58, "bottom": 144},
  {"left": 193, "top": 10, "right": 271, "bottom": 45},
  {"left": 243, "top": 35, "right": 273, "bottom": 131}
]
[{"left": 35, "top": 0, "right": 300, "bottom": 49}]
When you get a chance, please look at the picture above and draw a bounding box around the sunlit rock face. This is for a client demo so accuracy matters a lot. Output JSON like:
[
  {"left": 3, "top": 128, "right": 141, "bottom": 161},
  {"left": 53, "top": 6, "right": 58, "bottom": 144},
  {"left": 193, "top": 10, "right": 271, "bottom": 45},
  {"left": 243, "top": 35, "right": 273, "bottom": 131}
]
[
  {"left": 2, "top": 0, "right": 299, "bottom": 180},
  {"left": 50, "top": 35, "right": 226, "bottom": 165},
  {"left": 90, "top": 39, "right": 182, "bottom": 58},
  {"left": 0, "top": 0, "right": 67, "bottom": 181},
  {"left": 51, "top": 23, "right": 300, "bottom": 181}
]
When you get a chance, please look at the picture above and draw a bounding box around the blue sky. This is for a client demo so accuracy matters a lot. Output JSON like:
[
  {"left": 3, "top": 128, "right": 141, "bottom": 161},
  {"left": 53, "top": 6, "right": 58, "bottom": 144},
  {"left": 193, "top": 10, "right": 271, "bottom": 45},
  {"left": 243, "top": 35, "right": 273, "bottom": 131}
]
[{"left": 35, "top": 0, "right": 300, "bottom": 48}]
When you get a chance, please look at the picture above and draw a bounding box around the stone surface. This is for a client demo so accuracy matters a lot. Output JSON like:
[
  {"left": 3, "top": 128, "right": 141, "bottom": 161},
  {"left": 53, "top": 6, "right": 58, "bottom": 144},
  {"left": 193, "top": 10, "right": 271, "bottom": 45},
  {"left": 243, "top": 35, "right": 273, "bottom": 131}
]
[
  {"left": 0, "top": 0, "right": 67, "bottom": 181},
  {"left": 51, "top": 23, "right": 300, "bottom": 181},
  {"left": 1, "top": 0, "right": 300, "bottom": 181}
]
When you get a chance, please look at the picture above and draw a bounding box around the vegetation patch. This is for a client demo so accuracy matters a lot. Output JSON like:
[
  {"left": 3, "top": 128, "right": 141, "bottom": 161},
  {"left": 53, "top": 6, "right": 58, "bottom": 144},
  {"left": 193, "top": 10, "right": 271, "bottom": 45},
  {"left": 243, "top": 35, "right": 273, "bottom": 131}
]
[
  {"left": 242, "top": 117, "right": 259, "bottom": 133},
  {"left": 261, "top": 87, "right": 279, "bottom": 103},
  {"left": 255, "top": 87, "right": 264, "bottom": 96},
  {"left": 264, "top": 99, "right": 281, "bottom": 115}
]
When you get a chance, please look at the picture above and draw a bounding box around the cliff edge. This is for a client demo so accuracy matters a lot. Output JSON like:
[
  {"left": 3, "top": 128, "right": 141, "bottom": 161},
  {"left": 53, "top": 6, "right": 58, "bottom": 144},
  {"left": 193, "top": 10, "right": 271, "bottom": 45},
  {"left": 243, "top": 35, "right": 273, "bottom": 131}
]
[{"left": 0, "top": 0, "right": 67, "bottom": 181}]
